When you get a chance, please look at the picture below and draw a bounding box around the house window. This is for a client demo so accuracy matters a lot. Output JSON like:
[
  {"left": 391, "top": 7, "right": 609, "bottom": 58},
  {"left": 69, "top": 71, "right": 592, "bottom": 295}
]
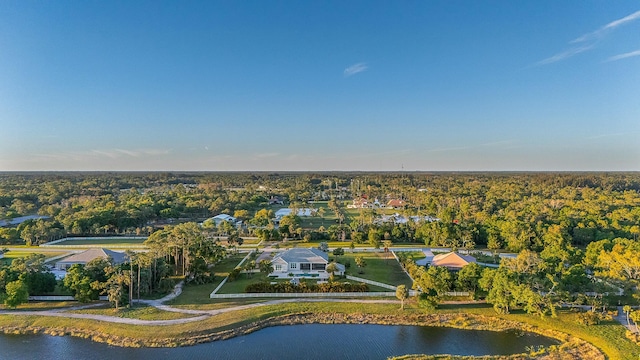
[
  {"left": 300, "top": 263, "right": 311, "bottom": 271},
  {"left": 275, "top": 265, "right": 282, "bottom": 271},
  {"left": 312, "top": 263, "right": 326, "bottom": 270},
  {"left": 290, "top": 263, "right": 297, "bottom": 269}
]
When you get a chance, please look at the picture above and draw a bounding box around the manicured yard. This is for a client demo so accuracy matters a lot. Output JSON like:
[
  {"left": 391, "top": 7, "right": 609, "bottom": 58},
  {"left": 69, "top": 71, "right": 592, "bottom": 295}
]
[
  {"left": 400, "top": 251, "right": 426, "bottom": 260},
  {"left": 52, "top": 238, "right": 147, "bottom": 247},
  {"left": 339, "top": 252, "right": 413, "bottom": 288},
  {"left": 217, "top": 272, "right": 271, "bottom": 294},
  {"left": 168, "top": 254, "right": 246, "bottom": 305},
  {"left": 238, "top": 238, "right": 261, "bottom": 245}
]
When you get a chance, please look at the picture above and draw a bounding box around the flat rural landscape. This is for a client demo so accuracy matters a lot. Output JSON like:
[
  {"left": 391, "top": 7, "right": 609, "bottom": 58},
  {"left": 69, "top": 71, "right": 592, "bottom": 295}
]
[
  {"left": 1, "top": 1, "right": 639, "bottom": 359},
  {"left": 1, "top": 172, "right": 639, "bottom": 359}
]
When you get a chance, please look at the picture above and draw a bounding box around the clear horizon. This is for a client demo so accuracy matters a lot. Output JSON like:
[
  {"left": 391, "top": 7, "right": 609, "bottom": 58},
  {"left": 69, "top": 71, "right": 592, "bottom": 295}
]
[{"left": 1, "top": 1, "right": 639, "bottom": 171}]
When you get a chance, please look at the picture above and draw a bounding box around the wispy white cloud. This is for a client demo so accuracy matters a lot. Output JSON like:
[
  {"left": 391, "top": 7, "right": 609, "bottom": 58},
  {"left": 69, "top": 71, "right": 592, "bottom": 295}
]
[
  {"left": 427, "top": 146, "right": 468, "bottom": 153},
  {"left": 255, "top": 152, "right": 279, "bottom": 159},
  {"left": 115, "top": 149, "right": 140, "bottom": 157},
  {"left": 585, "top": 132, "right": 637, "bottom": 140},
  {"left": 537, "top": 44, "right": 595, "bottom": 65},
  {"left": 35, "top": 148, "right": 171, "bottom": 162},
  {"left": 343, "top": 62, "right": 368, "bottom": 77},
  {"left": 606, "top": 49, "right": 640, "bottom": 62},
  {"left": 537, "top": 9, "right": 640, "bottom": 65},
  {"left": 480, "top": 140, "right": 516, "bottom": 147}
]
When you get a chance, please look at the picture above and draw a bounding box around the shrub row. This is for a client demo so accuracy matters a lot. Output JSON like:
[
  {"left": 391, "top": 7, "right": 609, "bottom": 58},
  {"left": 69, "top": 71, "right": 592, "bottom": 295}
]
[{"left": 245, "top": 281, "right": 368, "bottom": 293}]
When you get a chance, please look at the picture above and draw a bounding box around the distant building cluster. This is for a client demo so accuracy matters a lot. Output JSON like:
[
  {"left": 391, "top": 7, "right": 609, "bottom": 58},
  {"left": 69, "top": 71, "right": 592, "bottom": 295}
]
[
  {"left": 347, "top": 197, "right": 407, "bottom": 209},
  {"left": 374, "top": 213, "right": 440, "bottom": 225}
]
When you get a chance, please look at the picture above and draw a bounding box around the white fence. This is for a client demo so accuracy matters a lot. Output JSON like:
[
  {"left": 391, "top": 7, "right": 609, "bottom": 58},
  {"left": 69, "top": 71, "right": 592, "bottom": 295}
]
[
  {"left": 210, "top": 292, "right": 397, "bottom": 299},
  {"left": 346, "top": 275, "right": 397, "bottom": 290},
  {"left": 41, "top": 237, "right": 147, "bottom": 248},
  {"left": 29, "top": 295, "right": 108, "bottom": 301}
]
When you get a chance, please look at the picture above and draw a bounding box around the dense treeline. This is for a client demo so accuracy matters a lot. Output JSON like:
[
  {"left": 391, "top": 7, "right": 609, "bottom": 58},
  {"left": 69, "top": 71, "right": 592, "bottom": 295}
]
[
  {"left": 0, "top": 254, "right": 57, "bottom": 307},
  {"left": 0, "top": 172, "right": 639, "bottom": 253}
]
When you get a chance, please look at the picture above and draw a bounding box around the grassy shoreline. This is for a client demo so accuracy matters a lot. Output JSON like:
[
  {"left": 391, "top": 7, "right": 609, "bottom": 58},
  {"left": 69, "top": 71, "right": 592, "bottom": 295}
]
[{"left": 1, "top": 301, "right": 636, "bottom": 358}]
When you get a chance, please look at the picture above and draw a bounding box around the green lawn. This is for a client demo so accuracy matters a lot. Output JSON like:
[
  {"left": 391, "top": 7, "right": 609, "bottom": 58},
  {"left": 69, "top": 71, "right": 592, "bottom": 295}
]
[
  {"left": 339, "top": 252, "right": 413, "bottom": 287},
  {"left": 167, "top": 254, "right": 246, "bottom": 305},
  {"left": 53, "top": 238, "right": 147, "bottom": 246},
  {"left": 1, "top": 250, "right": 69, "bottom": 265},
  {"left": 285, "top": 240, "right": 423, "bottom": 249},
  {"left": 217, "top": 272, "right": 270, "bottom": 294},
  {"left": 239, "top": 238, "right": 261, "bottom": 245},
  {"left": 401, "top": 251, "right": 426, "bottom": 260}
]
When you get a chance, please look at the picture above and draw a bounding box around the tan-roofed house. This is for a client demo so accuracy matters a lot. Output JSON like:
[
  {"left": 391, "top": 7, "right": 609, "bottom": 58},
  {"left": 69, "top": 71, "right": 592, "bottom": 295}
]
[{"left": 431, "top": 252, "right": 476, "bottom": 270}]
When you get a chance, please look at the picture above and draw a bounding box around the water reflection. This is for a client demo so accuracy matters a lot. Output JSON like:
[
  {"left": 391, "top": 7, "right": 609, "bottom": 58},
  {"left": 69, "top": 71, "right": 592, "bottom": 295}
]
[{"left": 0, "top": 324, "right": 558, "bottom": 360}]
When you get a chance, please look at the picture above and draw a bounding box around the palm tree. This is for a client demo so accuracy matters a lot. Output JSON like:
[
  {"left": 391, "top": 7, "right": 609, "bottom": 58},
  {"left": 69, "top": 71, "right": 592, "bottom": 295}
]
[
  {"left": 244, "top": 260, "right": 256, "bottom": 278},
  {"left": 259, "top": 260, "right": 274, "bottom": 276},
  {"left": 623, "top": 305, "right": 632, "bottom": 326},
  {"left": 355, "top": 256, "right": 366, "bottom": 274},
  {"left": 383, "top": 240, "right": 393, "bottom": 261},
  {"left": 326, "top": 262, "right": 339, "bottom": 281},
  {"left": 125, "top": 250, "right": 136, "bottom": 306},
  {"left": 396, "top": 285, "right": 409, "bottom": 310}
]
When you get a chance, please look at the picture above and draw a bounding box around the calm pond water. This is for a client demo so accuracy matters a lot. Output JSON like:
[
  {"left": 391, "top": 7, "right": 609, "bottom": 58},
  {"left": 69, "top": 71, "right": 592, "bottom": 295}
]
[{"left": 1, "top": 324, "right": 558, "bottom": 360}]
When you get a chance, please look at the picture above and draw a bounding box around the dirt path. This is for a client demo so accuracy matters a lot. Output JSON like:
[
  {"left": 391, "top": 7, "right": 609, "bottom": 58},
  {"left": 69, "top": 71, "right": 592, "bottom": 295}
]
[{"left": 0, "top": 291, "right": 402, "bottom": 326}]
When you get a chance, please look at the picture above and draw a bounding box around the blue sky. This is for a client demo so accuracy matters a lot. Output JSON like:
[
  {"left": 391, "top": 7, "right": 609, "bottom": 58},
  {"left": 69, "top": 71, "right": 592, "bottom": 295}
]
[{"left": 1, "top": 1, "right": 639, "bottom": 171}]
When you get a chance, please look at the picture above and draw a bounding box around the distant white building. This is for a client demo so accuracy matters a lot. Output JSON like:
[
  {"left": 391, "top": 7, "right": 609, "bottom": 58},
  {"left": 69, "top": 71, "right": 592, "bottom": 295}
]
[
  {"left": 205, "top": 214, "right": 239, "bottom": 226},
  {"left": 375, "top": 213, "right": 439, "bottom": 225},
  {"left": 274, "top": 208, "right": 315, "bottom": 219}
]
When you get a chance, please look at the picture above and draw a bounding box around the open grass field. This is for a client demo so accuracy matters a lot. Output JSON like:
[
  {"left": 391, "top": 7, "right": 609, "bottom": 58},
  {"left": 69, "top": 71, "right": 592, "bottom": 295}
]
[
  {"left": 339, "top": 252, "right": 413, "bottom": 287},
  {"left": 0, "top": 301, "right": 79, "bottom": 311},
  {"left": 53, "top": 238, "right": 147, "bottom": 247},
  {"left": 167, "top": 254, "right": 246, "bottom": 305},
  {"left": 283, "top": 240, "right": 424, "bottom": 249},
  {"left": 0, "top": 250, "right": 69, "bottom": 265},
  {"left": 238, "top": 238, "right": 261, "bottom": 245}
]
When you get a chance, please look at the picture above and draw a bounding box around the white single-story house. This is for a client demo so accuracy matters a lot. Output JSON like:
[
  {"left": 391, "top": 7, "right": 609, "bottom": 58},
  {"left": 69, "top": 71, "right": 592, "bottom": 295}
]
[
  {"left": 430, "top": 252, "right": 476, "bottom": 270},
  {"left": 209, "top": 214, "right": 238, "bottom": 225},
  {"left": 269, "top": 248, "right": 344, "bottom": 279},
  {"left": 55, "top": 248, "right": 127, "bottom": 270}
]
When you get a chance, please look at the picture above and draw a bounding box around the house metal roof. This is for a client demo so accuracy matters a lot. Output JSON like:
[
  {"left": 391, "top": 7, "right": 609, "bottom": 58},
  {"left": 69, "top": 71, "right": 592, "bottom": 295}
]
[
  {"left": 57, "top": 248, "right": 127, "bottom": 265},
  {"left": 272, "top": 248, "right": 328, "bottom": 264}
]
